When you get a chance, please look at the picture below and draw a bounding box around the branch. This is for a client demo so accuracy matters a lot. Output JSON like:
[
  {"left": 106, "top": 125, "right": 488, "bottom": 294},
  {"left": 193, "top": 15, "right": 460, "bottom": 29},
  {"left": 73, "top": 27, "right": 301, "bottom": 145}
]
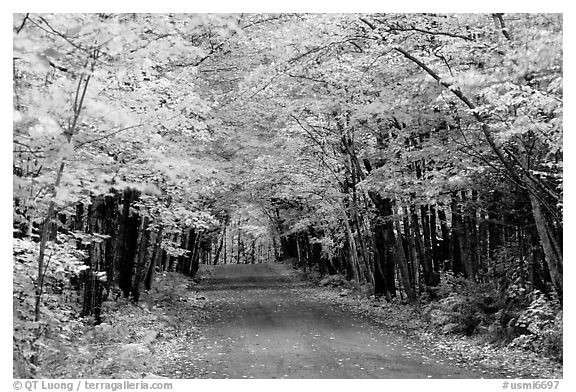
[
  {"left": 388, "top": 25, "right": 473, "bottom": 41},
  {"left": 394, "top": 46, "right": 561, "bottom": 217},
  {"left": 15, "top": 13, "right": 29, "bottom": 34},
  {"left": 13, "top": 140, "right": 45, "bottom": 158},
  {"left": 33, "top": 16, "right": 90, "bottom": 54},
  {"left": 288, "top": 46, "right": 324, "bottom": 65},
  {"left": 492, "top": 13, "right": 511, "bottom": 41},
  {"left": 67, "top": 72, "right": 91, "bottom": 140},
  {"left": 286, "top": 72, "right": 331, "bottom": 86},
  {"left": 49, "top": 60, "right": 70, "bottom": 73},
  {"left": 290, "top": 115, "right": 345, "bottom": 189},
  {"left": 73, "top": 124, "right": 143, "bottom": 150},
  {"left": 241, "top": 14, "right": 292, "bottom": 29},
  {"left": 170, "top": 14, "right": 284, "bottom": 70},
  {"left": 359, "top": 17, "right": 376, "bottom": 30},
  {"left": 503, "top": 146, "right": 560, "bottom": 202},
  {"left": 291, "top": 115, "right": 320, "bottom": 144},
  {"left": 393, "top": 46, "right": 519, "bottom": 178},
  {"left": 433, "top": 50, "right": 454, "bottom": 77},
  {"left": 359, "top": 17, "right": 473, "bottom": 41}
]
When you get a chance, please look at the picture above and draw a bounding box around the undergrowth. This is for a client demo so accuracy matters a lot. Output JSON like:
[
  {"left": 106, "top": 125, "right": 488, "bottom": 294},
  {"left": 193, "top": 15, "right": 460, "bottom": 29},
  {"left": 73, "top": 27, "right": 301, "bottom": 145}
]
[{"left": 14, "top": 270, "right": 206, "bottom": 378}]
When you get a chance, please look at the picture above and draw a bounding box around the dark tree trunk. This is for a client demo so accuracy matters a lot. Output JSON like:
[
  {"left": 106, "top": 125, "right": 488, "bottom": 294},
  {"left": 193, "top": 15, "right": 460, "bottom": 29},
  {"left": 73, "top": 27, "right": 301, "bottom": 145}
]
[
  {"left": 370, "top": 194, "right": 397, "bottom": 299},
  {"left": 487, "top": 190, "right": 504, "bottom": 260},
  {"left": 250, "top": 239, "right": 256, "bottom": 264},
  {"left": 223, "top": 226, "right": 228, "bottom": 264},
  {"left": 144, "top": 228, "right": 163, "bottom": 291},
  {"left": 177, "top": 232, "right": 188, "bottom": 274},
  {"left": 450, "top": 194, "right": 465, "bottom": 276},
  {"left": 213, "top": 225, "right": 226, "bottom": 265},
  {"left": 190, "top": 231, "right": 203, "bottom": 277},
  {"left": 410, "top": 205, "right": 430, "bottom": 285},
  {"left": 394, "top": 220, "right": 417, "bottom": 302},
  {"left": 130, "top": 216, "right": 150, "bottom": 302},
  {"left": 420, "top": 205, "right": 439, "bottom": 285},
  {"left": 117, "top": 190, "right": 141, "bottom": 297},
  {"left": 429, "top": 205, "right": 440, "bottom": 272},
  {"left": 529, "top": 193, "right": 563, "bottom": 300},
  {"left": 403, "top": 206, "right": 418, "bottom": 289},
  {"left": 437, "top": 207, "right": 452, "bottom": 269},
  {"left": 372, "top": 220, "right": 397, "bottom": 298},
  {"left": 354, "top": 217, "right": 373, "bottom": 284}
]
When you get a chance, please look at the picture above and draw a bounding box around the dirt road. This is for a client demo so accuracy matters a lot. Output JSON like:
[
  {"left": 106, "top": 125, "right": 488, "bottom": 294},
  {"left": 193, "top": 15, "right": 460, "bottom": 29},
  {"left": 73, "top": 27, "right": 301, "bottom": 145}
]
[{"left": 177, "top": 262, "right": 484, "bottom": 379}]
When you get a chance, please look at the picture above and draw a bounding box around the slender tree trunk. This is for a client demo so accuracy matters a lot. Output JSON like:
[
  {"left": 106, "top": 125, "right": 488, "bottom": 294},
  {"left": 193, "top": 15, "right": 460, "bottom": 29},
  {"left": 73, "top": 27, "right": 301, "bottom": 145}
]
[
  {"left": 437, "top": 207, "right": 451, "bottom": 270},
  {"left": 429, "top": 205, "right": 440, "bottom": 271},
  {"left": 370, "top": 194, "right": 397, "bottom": 299},
  {"left": 272, "top": 236, "right": 279, "bottom": 262},
  {"left": 410, "top": 205, "right": 430, "bottom": 285},
  {"left": 223, "top": 225, "right": 228, "bottom": 264},
  {"left": 35, "top": 162, "right": 65, "bottom": 322},
  {"left": 190, "top": 231, "right": 203, "bottom": 277},
  {"left": 213, "top": 224, "right": 226, "bottom": 265},
  {"left": 403, "top": 206, "right": 418, "bottom": 289},
  {"left": 343, "top": 216, "right": 360, "bottom": 282},
  {"left": 394, "top": 220, "right": 417, "bottom": 302},
  {"left": 144, "top": 227, "right": 163, "bottom": 290},
  {"left": 516, "top": 140, "right": 563, "bottom": 300},
  {"left": 354, "top": 217, "right": 374, "bottom": 284},
  {"left": 450, "top": 194, "right": 468, "bottom": 277},
  {"left": 131, "top": 216, "right": 150, "bottom": 302},
  {"left": 420, "top": 205, "right": 438, "bottom": 285},
  {"left": 250, "top": 239, "right": 256, "bottom": 264},
  {"left": 528, "top": 193, "right": 563, "bottom": 300},
  {"left": 478, "top": 213, "right": 489, "bottom": 279},
  {"left": 236, "top": 226, "right": 242, "bottom": 264},
  {"left": 372, "top": 223, "right": 386, "bottom": 293}
]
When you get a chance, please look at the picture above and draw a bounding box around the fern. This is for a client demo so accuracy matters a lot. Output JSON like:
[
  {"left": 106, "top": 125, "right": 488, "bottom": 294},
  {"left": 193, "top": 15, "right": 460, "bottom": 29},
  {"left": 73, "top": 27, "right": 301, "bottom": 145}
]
[{"left": 133, "top": 330, "right": 158, "bottom": 345}]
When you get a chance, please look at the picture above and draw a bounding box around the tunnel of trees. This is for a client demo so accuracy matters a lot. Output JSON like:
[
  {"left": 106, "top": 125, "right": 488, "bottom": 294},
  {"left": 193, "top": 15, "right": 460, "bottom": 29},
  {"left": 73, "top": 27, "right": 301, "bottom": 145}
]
[{"left": 12, "top": 13, "right": 562, "bottom": 376}]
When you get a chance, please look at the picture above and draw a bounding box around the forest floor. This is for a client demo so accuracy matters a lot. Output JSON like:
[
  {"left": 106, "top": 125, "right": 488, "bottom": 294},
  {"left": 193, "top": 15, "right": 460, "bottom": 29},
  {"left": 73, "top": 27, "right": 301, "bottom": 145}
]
[{"left": 38, "top": 262, "right": 561, "bottom": 379}]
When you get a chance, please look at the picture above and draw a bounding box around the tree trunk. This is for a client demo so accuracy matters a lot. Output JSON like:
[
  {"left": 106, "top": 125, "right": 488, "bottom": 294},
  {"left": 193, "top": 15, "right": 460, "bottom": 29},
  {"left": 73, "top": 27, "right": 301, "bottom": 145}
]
[
  {"left": 429, "top": 205, "right": 440, "bottom": 271},
  {"left": 343, "top": 216, "right": 360, "bottom": 282},
  {"left": 223, "top": 225, "right": 228, "bottom": 264},
  {"left": 528, "top": 193, "right": 563, "bottom": 300},
  {"left": 516, "top": 139, "right": 563, "bottom": 300},
  {"left": 144, "top": 228, "right": 163, "bottom": 290},
  {"left": 394, "top": 220, "right": 417, "bottom": 302},
  {"left": 190, "top": 231, "right": 203, "bottom": 277},
  {"left": 420, "top": 205, "right": 438, "bottom": 285},
  {"left": 213, "top": 224, "right": 226, "bottom": 265},
  {"left": 410, "top": 205, "right": 430, "bottom": 285},
  {"left": 437, "top": 207, "right": 452, "bottom": 269},
  {"left": 403, "top": 206, "right": 418, "bottom": 289},
  {"left": 131, "top": 216, "right": 150, "bottom": 302},
  {"left": 250, "top": 239, "right": 256, "bottom": 264},
  {"left": 354, "top": 217, "right": 374, "bottom": 284},
  {"left": 236, "top": 225, "right": 242, "bottom": 264},
  {"left": 450, "top": 194, "right": 466, "bottom": 277}
]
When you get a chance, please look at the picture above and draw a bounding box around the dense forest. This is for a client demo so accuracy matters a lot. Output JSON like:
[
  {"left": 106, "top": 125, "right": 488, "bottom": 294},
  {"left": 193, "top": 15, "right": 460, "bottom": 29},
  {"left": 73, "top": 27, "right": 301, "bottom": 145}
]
[{"left": 13, "top": 13, "right": 562, "bottom": 378}]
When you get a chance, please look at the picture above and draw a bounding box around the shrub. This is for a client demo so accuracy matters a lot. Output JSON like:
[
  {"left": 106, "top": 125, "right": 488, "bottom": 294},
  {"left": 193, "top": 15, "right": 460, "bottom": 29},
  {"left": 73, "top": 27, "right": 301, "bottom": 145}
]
[
  {"left": 425, "top": 272, "right": 500, "bottom": 336},
  {"left": 319, "top": 274, "right": 350, "bottom": 288},
  {"left": 509, "top": 291, "right": 562, "bottom": 361},
  {"left": 302, "top": 269, "right": 322, "bottom": 285},
  {"left": 541, "top": 311, "right": 563, "bottom": 361}
]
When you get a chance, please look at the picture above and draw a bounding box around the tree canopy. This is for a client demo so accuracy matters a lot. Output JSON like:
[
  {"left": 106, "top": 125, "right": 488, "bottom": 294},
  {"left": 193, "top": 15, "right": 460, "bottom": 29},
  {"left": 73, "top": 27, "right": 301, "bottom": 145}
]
[{"left": 12, "top": 13, "right": 563, "bottom": 377}]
